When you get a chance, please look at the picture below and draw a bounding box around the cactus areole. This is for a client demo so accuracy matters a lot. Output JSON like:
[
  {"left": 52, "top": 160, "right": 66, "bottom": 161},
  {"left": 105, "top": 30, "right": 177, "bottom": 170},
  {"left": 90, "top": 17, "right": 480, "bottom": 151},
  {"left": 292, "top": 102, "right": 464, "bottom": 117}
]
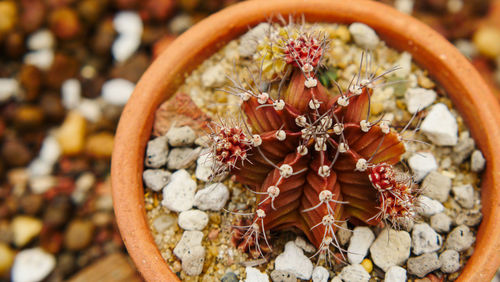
[{"left": 208, "top": 24, "right": 418, "bottom": 259}]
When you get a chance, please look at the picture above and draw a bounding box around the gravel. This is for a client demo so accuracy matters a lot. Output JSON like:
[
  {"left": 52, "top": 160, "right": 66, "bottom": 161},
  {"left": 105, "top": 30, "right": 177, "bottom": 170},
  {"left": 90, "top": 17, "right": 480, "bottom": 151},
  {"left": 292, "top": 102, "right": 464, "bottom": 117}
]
[
  {"left": 161, "top": 169, "right": 197, "bottom": 212},
  {"left": 144, "top": 136, "right": 169, "bottom": 168},
  {"left": 338, "top": 264, "right": 370, "bottom": 282},
  {"left": 408, "top": 152, "right": 438, "bottom": 182},
  {"left": 452, "top": 184, "right": 475, "bottom": 209},
  {"left": 430, "top": 213, "right": 452, "bottom": 233},
  {"left": 166, "top": 126, "right": 197, "bottom": 147},
  {"left": 370, "top": 228, "right": 411, "bottom": 272},
  {"left": 193, "top": 183, "right": 230, "bottom": 211},
  {"left": 417, "top": 195, "right": 444, "bottom": 217},
  {"left": 181, "top": 245, "right": 205, "bottom": 276},
  {"left": 246, "top": 266, "right": 270, "bottom": 282},
  {"left": 420, "top": 103, "right": 458, "bottom": 146},
  {"left": 142, "top": 169, "right": 171, "bottom": 192},
  {"left": 348, "top": 22, "right": 380, "bottom": 50},
  {"left": 445, "top": 225, "right": 475, "bottom": 252},
  {"left": 407, "top": 252, "right": 441, "bottom": 278},
  {"left": 439, "top": 250, "right": 461, "bottom": 273},
  {"left": 173, "top": 230, "right": 204, "bottom": 260},
  {"left": 274, "top": 241, "right": 313, "bottom": 280},
  {"left": 311, "top": 266, "right": 329, "bottom": 282},
  {"left": 178, "top": 210, "right": 209, "bottom": 231},
  {"left": 421, "top": 171, "right": 452, "bottom": 202},
  {"left": 471, "top": 150, "right": 486, "bottom": 172},
  {"left": 405, "top": 87, "right": 437, "bottom": 114},
  {"left": 385, "top": 265, "right": 407, "bottom": 282},
  {"left": 411, "top": 223, "right": 443, "bottom": 255},
  {"left": 347, "top": 226, "right": 375, "bottom": 264}
]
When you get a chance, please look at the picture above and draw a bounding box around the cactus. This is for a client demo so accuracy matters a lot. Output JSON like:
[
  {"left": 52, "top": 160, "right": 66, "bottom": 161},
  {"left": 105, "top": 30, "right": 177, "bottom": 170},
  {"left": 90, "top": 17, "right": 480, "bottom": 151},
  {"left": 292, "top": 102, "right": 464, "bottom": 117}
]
[{"left": 208, "top": 23, "right": 419, "bottom": 261}]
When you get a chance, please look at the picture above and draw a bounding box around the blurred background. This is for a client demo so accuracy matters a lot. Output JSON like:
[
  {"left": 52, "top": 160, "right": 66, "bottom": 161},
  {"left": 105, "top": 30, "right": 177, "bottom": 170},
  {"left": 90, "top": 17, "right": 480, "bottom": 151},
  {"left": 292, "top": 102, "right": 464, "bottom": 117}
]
[{"left": 0, "top": 0, "right": 499, "bottom": 281}]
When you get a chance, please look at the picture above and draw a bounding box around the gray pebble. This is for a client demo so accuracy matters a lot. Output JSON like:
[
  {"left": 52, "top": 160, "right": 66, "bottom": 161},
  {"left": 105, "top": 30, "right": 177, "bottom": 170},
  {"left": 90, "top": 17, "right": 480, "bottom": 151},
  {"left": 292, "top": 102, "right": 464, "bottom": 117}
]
[
  {"left": 411, "top": 223, "right": 442, "bottom": 255},
  {"left": 178, "top": 210, "right": 209, "bottom": 231},
  {"left": 166, "top": 126, "right": 196, "bottom": 147},
  {"left": 161, "top": 169, "right": 197, "bottom": 212},
  {"left": 385, "top": 265, "right": 407, "bottom": 282},
  {"left": 421, "top": 171, "right": 451, "bottom": 202},
  {"left": 348, "top": 226, "right": 375, "bottom": 264},
  {"left": 144, "top": 136, "right": 169, "bottom": 168},
  {"left": 152, "top": 214, "right": 176, "bottom": 233},
  {"left": 452, "top": 132, "right": 475, "bottom": 164},
  {"left": 336, "top": 222, "right": 352, "bottom": 246},
  {"left": 430, "top": 213, "right": 452, "bottom": 233},
  {"left": 339, "top": 264, "right": 370, "bottom": 282},
  {"left": 445, "top": 225, "right": 475, "bottom": 252},
  {"left": 311, "top": 266, "right": 329, "bottom": 282},
  {"left": 270, "top": 270, "right": 296, "bottom": 282},
  {"left": 470, "top": 150, "right": 486, "bottom": 172},
  {"left": 181, "top": 245, "right": 205, "bottom": 276},
  {"left": 348, "top": 23, "right": 380, "bottom": 50},
  {"left": 142, "top": 169, "right": 171, "bottom": 191},
  {"left": 370, "top": 228, "right": 411, "bottom": 272},
  {"left": 407, "top": 252, "right": 441, "bottom": 278},
  {"left": 167, "top": 147, "right": 200, "bottom": 170},
  {"left": 455, "top": 210, "right": 482, "bottom": 226},
  {"left": 221, "top": 272, "right": 238, "bottom": 282},
  {"left": 439, "top": 250, "right": 461, "bottom": 273},
  {"left": 194, "top": 183, "right": 230, "bottom": 211},
  {"left": 417, "top": 195, "right": 444, "bottom": 217},
  {"left": 173, "top": 230, "right": 203, "bottom": 260},
  {"left": 452, "top": 184, "right": 475, "bottom": 209}
]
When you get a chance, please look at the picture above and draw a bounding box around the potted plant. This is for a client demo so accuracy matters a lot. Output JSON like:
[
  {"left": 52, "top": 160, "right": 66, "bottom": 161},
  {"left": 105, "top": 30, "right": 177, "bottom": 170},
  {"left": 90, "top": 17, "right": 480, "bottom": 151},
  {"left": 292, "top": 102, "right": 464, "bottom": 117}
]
[{"left": 111, "top": 0, "right": 500, "bottom": 280}]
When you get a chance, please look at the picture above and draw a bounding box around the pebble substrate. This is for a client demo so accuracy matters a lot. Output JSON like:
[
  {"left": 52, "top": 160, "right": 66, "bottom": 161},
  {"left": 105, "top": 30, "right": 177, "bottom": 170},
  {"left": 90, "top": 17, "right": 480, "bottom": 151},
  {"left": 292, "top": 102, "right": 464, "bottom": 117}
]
[{"left": 144, "top": 22, "right": 485, "bottom": 281}]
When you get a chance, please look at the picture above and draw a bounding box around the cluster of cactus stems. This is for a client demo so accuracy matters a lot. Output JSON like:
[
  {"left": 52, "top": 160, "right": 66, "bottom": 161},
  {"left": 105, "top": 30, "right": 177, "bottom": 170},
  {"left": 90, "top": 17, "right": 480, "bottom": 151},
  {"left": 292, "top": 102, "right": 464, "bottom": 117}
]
[{"left": 207, "top": 22, "right": 419, "bottom": 262}]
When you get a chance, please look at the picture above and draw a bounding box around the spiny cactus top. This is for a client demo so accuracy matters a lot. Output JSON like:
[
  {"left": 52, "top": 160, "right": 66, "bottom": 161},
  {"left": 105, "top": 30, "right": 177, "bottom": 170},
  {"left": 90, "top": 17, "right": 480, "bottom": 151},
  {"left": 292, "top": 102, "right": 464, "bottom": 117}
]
[{"left": 208, "top": 23, "right": 419, "bottom": 260}]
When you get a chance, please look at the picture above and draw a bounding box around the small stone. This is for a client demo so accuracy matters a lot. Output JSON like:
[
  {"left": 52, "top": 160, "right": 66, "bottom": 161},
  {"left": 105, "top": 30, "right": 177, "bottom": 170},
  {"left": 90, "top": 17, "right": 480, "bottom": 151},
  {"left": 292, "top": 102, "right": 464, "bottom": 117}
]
[
  {"left": 452, "top": 132, "right": 475, "bottom": 164},
  {"left": 0, "top": 78, "right": 19, "bottom": 102},
  {"left": 417, "top": 195, "right": 444, "bottom": 217},
  {"left": 166, "top": 125, "right": 196, "bottom": 147},
  {"left": 455, "top": 210, "right": 482, "bottom": 226},
  {"left": 275, "top": 241, "right": 313, "bottom": 280},
  {"left": 194, "top": 183, "right": 230, "bottom": 211},
  {"left": 473, "top": 25, "right": 500, "bottom": 59},
  {"left": 439, "top": 250, "right": 460, "bottom": 273},
  {"left": 181, "top": 245, "right": 205, "bottom": 276},
  {"left": 144, "top": 136, "right": 169, "bottom": 168},
  {"left": 178, "top": 210, "right": 209, "bottom": 231},
  {"left": 162, "top": 169, "right": 197, "bottom": 212},
  {"left": 143, "top": 169, "right": 171, "bottom": 191},
  {"left": 19, "top": 194, "right": 44, "bottom": 215},
  {"left": 470, "top": 150, "right": 486, "bottom": 172},
  {"left": 11, "top": 216, "right": 43, "bottom": 247},
  {"left": 221, "top": 272, "right": 238, "bottom": 282},
  {"left": 61, "top": 79, "right": 81, "bottom": 110},
  {"left": 39, "top": 135, "right": 61, "bottom": 165},
  {"left": 421, "top": 171, "right": 451, "bottom": 202},
  {"left": 245, "top": 266, "right": 269, "bottom": 282},
  {"left": 411, "top": 223, "right": 442, "bottom": 255},
  {"left": 445, "top": 225, "right": 475, "bottom": 252},
  {"left": 101, "top": 78, "right": 135, "bottom": 106},
  {"left": 361, "top": 258, "right": 373, "bottom": 273},
  {"left": 85, "top": 132, "right": 114, "bottom": 158},
  {"left": 24, "top": 49, "right": 55, "bottom": 70},
  {"left": 270, "top": 269, "right": 296, "bottom": 282},
  {"left": 430, "top": 213, "right": 452, "bottom": 233},
  {"left": 77, "top": 99, "right": 102, "bottom": 122},
  {"left": 112, "top": 34, "right": 141, "bottom": 63},
  {"left": 64, "top": 220, "right": 94, "bottom": 251},
  {"left": 348, "top": 23, "right": 380, "bottom": 50},
  {"left": 195, "top": 151, "right": 216, "bottom": 182},
  {"left": 0, "top": 243, "right": 15, "bottom": 275},
  {"left": 167, "top": 147, "right": 200, "bottom": 170},
  {"left": 385, "top": 265, "right": 407, "bottom": 282},
  {"left": 72, "top": 172, "right": 96, "bottom": 204},
  {"left": 370, "top": 228, "right": 411, "bottom": 271},
  {"left": 407, "top": 252, "right": 441, "bottom": 278},
  {"left": 339, "top": 264, "right": 370, "bottom": 282},
  {"left": 27, "top": 29, "right": 55, "bottom": 50},
  {"left": 420, "top": 103, "right": 458, "bottom": 146},
  {"left": 393, "top": 52, "right": 412, "bottom": 77},
  {"left": 201, "top": 64, "right": 226, "bottom": 88},
  {"left": 452, "top": 184, "right": 475, "bottom": 209},
  {"left": 11, "top": 248, "right": 56, "bottom": 282},
  {"left": 55, "top": 111, "right": 86, "bottom": 155},
  {"left": 405, "top": 87, "right": 436, "bottom": 113},
  {"left": 311, "top": 266, "right": 329, "bottom": 282},
  {"left": 174, "top": 230, "right": 203, "bottom": 260},
  {"left": 113, "top": 11, "right": 143, "bottom": 35},
  {"left": 27, "top": 159, "right": 53, "bottom": 177},
  {"left": 168, "top": 13, "right": 193, "bottom": 34},
  {"left": 394, "top": 0, "right": 414, "bottom": 14},
  {"left": 408, "top": 152, "right": 437, "bottom": 182},
  {"left": 348, "top": 226, "right": 375, "bottom": 264},
  {"left": 294, "top": 236, "right": 316, "bottom": 253},
  {"left": 29, "top": 175, "right": 57, "bottom": 194},
  {"left": 337, "top": 221, "right": 352, "bottom": 246},
  {"left": 152, "top": 214, "right": 176, "bottom": 233},
  {"left": 239, "top": 23, "right": 271, "bottom": 57}
]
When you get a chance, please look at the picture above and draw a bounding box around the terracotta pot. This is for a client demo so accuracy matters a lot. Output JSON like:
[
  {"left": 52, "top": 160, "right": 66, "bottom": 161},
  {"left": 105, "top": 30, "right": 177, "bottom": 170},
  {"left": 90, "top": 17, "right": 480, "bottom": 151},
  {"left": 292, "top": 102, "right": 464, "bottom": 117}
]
[{"left": 111, "top": 0, "right": 500, "bottom": 280}]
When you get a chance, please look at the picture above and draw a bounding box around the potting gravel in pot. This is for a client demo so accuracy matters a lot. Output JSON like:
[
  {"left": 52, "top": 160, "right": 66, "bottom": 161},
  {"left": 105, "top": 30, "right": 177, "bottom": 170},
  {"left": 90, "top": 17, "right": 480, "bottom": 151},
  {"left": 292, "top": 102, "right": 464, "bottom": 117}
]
[{"left": 111, "top": 0, "right": 500, "bottom": 281}]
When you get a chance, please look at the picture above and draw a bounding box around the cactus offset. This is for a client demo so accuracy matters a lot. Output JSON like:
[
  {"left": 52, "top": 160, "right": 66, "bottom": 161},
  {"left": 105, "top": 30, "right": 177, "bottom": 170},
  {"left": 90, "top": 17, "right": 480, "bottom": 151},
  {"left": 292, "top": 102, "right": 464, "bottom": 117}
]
[{"left": 209, "top": 23, "right": 418, "bottom": 260}]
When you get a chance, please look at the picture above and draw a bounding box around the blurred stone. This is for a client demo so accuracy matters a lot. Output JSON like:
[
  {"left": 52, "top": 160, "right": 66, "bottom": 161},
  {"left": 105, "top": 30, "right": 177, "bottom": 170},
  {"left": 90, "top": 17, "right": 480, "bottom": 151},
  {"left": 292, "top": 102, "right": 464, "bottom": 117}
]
[
  {"left": 19, "top": 193, "right": 44, "bottom": 215},
  {"left": 40, "top": 92, "right": 66, "bottom": 122},
  {"left": 29, "top": 175, "right": 57, "bottom": 194},
  {"left": 4, "top": 31, "right": 26, "bottom": 58},
  {"left": 0, "top": 1, "right": 17, "bottom": 37},
  {"left": 24, "top": 49, "right": 55, "bottom": 70},
  {"left": 473, "top": 25, "right": 500, "bottom": 59},
  {"left": 62, "top": 79, "right": 82, "bottom": 110},
  {"left": 18, "top": 64, "right": 42, "bottom": 102},
  {"left": 43, "top": 195, "right": 73, "bottom": 227},
  {"left": 11, "top": 248, "right": 56, "bottom": 282},
  {"left": 40, "top": 228, "right": 63, "bottom": 254},
  {"left": 92, "top": 18, "right": 116, "bottom": 55},
  {"left": 55, "top": 111, "right": 87, "bottom": 155},
  {"left": 0, "top": 243, "right": 15, "bottom": 276},
  {"left": 49, "top": 7, "right": 81, "bottom": 40},
  {"left": 20, "top": 0, "right": 46, "bottom": 33},
  {"left": 110, "top": 53, "right": 150, "bottom": 83},
  {"left": 101, "top": 78, "right": 135, "bottom": 106},
  {"left": 141, "top": 0, "right": 175, "bottom": 22},
  {"left": 13, "top": 105, "right": 44, "bottom": 130},
  {"left": 11, "top": 215, "right": 43, "bottom": 247},
  {"left": 77, "top": 0, "right": 107, "bottom": 24},
  {"left": 168, "top": 13, "right": 193, "bottom": 34},
  {"left": 45, "top": 53, "right": 80, "bottom": 90},
  {"left": 0, "top": 78, "right": 19, "bottom": 102},
  {"left": 1, "top": 138, "right": 32, "bottom": 167},
  {"left": 27, "top": 29, "right": 55, "bottom": 50},
  {"left": 85, "top": 132, "right": 114, "bottom": 158},
  {"left": 64, "top": 219, "right": 95, "bottom": 251}
]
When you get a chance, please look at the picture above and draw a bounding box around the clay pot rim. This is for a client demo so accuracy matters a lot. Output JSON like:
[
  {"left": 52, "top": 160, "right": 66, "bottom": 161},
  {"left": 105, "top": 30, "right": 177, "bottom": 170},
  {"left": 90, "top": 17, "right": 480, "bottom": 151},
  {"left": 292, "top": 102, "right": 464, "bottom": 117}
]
[{"left": 111, "top": 0, "right": 500, "bottom": 281}]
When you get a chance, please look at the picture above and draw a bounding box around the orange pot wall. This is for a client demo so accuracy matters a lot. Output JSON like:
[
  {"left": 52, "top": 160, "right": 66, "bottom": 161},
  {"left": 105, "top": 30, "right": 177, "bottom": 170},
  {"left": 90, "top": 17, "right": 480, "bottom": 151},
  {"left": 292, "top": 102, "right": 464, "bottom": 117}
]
[{"left": 111, "top": 1, "right": 500, "bottom": 281}]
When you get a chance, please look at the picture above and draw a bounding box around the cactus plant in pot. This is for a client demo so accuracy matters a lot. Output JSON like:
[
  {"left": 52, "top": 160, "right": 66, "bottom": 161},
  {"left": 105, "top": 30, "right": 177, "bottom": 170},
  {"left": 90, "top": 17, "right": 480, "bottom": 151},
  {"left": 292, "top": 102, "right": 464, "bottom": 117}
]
[{"left": 111, "top": 0, "right": 500, "bottom": 281}]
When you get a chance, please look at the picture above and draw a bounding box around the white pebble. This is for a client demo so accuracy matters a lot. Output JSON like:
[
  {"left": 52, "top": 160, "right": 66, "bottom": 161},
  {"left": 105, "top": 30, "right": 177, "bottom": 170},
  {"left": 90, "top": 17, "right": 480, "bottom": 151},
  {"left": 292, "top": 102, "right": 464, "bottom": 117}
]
[
  {"left": 405, "top": 87, "right": 436, "bottom": 114},
  {"left": 417, "top": 195, "right": 444, "bottom": 217},
  {"left": 370, "top": 228, "right": 411, "bottom": 272},
  {"left": 77, "top": 98, "right": 102, "bottom": 123},
  {"left": 348, "top": 23, "right": 380, "bottom": 50},
  {"left": 24, "top": 49, "right": 54, "bottom": 70},
  {"left": 166, "top": 126, "right": 196, "bottom": 147},
  {"left": 421, "top": 171, "right": 451, "bottom": 203},
  {"left": 347, "top": 227, "right": 375, "bottom": 264},
  {"left": 167, "top": 147, "right": 200, "bottom": 170},
  {"left": 407, "top": 252, "right": 441, "bottom": 278},
  {"left": 27, "top": 158, "right": 53, "bottom": 177},
  {"left": 408, "top": 152, "right": 437, "bottom": 182},
  {"left": 339, "top": 264, "right": 370, "bottom": 282},
  {"left": 385, "top": 265, "right": 407, "bottom": 282},
  {"left": 101, "top": 78, "right": 135, "bottom": 106},
  {"left": 27, "top": 29, "right": 55, "bottom": 50},
  {"left": 168, "top": 13, "right": 193, "bottom": 34},
  {"left": 113, "top": 11, "right": 143, "bottom": 35},
  {"left": 195, "top": 151, "right": 215, "bottom": 181},
  {"left": 439, "top": 250, "right": 460, "bottom": 273},
  {"left": 38, "top": 135, "right": 61, "bottom": 165},
  {"left": 194, "top": 183, "right": 230, "bottom": 211},
  {"left": 152, "top": 214, "right": 176, "bottom": 233},
  {"left": 245, "top": 266, "right": 269, "bottom": 282},
  {"left": 181, "top": 245, "right": 205, "bottom": 276},
  {"left": 445, "top": 225, "right": 475, "bottom": 252},
  {"left": 162, "top": 169, "right": 197, "bottom": 212},
  {"left": 275, "top": 241, "right": 313, "bottom": 280},
  {"left": 112, "top": 34, "right": 141, "bottom": 62},
  {"left": 144, "top": 136, "right": 169, "bottom": 168},
  {"left": 178, "top": 210, "right": 209, "bottom": 231},
  {"left": 29, "top": 175, "right": 56, "bottom": 194},
  {"left": 452, "top": 184, "right": 475, "bottom": 209},
  {"left": 239, "top": 23, "right": 271, "bottom": 57},
  {"left": 142, "top": 169, "right": 171, "bottom": 192},
  {"left": 411, "top": 223, "right": 443, "bottom": 255},
  {"left": 11, "top": 248, "right": 56, "bottom": 282},
  {"left": 394, "top": 0, "right": 414, "bottom": 14},
  {"left": 420, "top": 103, "right": 458, "bottom": 146},
  {"left": 0, "top": 78, "right": 20, "bottom": 102},
  {"left": 393, "top": 52, "right": 412, "bottom": 77},
  {"left": 312, "top": 266, "right": 329, "bottom": 282},
  {"left": 294, "top": 236, "right": 316, "bottom": 253},
  {"left": 173, "top": 230, "right": 203, "bottom": 260},
  {"left": 201, "top": 64, "right": 227, "bottom": 88},
  {"left": 430, "top": 213, "right": 452, "bottom": 233},
  {"left": 61, "top": 79, "right": 81, "bottom": 110},
  {"left": 470, "top": 150, "right": 486, "bottom": 172}
]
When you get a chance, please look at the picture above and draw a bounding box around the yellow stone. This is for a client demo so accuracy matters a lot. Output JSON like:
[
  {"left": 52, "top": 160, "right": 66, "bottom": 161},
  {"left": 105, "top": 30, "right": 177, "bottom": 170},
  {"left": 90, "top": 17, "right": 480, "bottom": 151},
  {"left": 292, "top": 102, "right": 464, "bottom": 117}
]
[
  {"left": 56, "top": 111, "right": 87, "bottom": 155},
  {"left": 0, "top": 243, "right": 14, "bottom": 275},
  {"left": 11, "top": 215, "right": 43, "bottom": 247},
  {"left": 0, "top": 1, "right": 17, "bottom": 36},
  {"left": 361, "top": 258, "right": 373, "bottom": 273},
  {"left": 85, "top": 132, "right": 114, "bottom": 158},
  {"left": 334, "top": 25, "right": 351, "bottom": 42},
  {"left": 473, "top": 25, "right": 500, "bottom": 59},
  {"left": 370, "top": 102, "right": 384, "bottom": 116}
]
